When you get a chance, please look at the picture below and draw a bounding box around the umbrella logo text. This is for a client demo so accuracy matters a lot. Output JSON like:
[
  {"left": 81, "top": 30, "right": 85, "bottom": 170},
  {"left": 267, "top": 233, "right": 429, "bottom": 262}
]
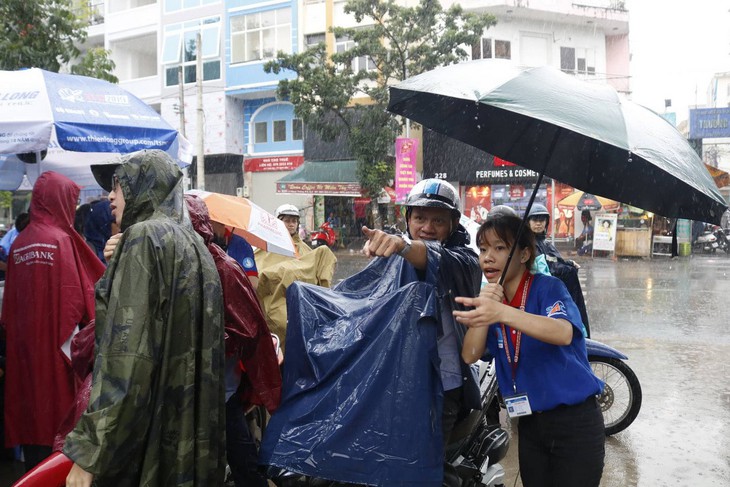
[{"left": 58, "top": 88, "right": 84, "bottom": 103}]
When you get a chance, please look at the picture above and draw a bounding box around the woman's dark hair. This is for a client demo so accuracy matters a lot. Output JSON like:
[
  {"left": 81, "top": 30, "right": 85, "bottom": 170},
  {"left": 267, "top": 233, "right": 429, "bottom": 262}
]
[
  {"left": 15, "top": 212, "right": 30, "bottom": 232},
  {"left": 476, "top": 213, "right": 536, "bottom": 271},
  {"left": 74, "top": 204, "right": 92, "bottom": 235}
]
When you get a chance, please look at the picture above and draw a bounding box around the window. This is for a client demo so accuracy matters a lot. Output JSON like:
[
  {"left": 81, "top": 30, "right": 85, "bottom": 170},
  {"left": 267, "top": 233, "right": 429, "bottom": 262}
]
[
  {"left": 335, "top": 36, "right": 375, "bottom": 72},
  {"left": 273, "top": 120, "right": 287, "bottom": 142},
  {"left": 495, "top": 40, "right": 511, "bottom": 59},
  {"left": 231, "top": 8, "right": 292, "bottom": 64},
  {"left": 292, "top": 119, "right": 303, "bottom": 140},
  {"left": 305, "top": 33, "right": 326, "bottom": 49},
  {"left": 255, "top": 122, "right": 268, "bottom": 143},
  {"left": 472, "top": 38, "right": 510, "bottom": 60},
  {"left": 163, "top": 17, "right": 221, "bottom": 87},
  {"left": 560, "top": 47, "right": 595, "bottom": 75},
  {"left": 165, "top": 0, "right": 218, "bottom": 14}
]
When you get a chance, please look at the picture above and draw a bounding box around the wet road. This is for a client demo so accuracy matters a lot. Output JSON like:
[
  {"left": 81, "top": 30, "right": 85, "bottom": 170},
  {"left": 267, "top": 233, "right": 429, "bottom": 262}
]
[
  {"left": 334, "top": 251, "right": 730, "bottom": 486},
  {"left": 1, "top": 252, "right": 726, "bottom": 485}
]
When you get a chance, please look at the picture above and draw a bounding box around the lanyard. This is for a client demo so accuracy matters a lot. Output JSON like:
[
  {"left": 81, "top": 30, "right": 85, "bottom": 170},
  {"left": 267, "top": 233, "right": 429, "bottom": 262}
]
[{"left": 500, "top": 272, "right": 532, "bottom": 393}]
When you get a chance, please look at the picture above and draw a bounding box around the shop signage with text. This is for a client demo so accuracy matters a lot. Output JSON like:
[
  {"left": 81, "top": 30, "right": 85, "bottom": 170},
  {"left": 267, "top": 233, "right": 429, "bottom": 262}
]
[
  {"left": 244, "top": 155, "right": 304, "bottom": 172},
  {"left": 277, "top": 182, "right": 362, "bottom": 195},
  {"left": 395, "top": 137, "right": 419, "bottom": 203}
]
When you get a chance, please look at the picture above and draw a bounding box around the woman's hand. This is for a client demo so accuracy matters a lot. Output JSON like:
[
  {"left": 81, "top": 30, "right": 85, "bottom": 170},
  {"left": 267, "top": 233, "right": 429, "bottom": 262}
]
[
  {"left": 479, "top": 283, "right": 504, "bottom": 302},
  {"left": 103, "top": 233, "right": 122, "bottom": 261},
  {"left": 66, "top": 463, "right": 94, "bottom": 487},
  {"left": 453, "top": 293, "right": 506, "bottom": 329}
]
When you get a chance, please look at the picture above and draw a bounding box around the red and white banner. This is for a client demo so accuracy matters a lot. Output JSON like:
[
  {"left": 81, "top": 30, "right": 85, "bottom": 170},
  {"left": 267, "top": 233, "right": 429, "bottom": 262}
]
[{"left": 244, "top": 155, "right": 304, "bottom": 172}]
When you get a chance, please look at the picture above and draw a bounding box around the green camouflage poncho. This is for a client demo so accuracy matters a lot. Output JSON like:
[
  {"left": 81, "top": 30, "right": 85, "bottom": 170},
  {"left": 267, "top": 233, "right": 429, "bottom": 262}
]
[{"left": 64, "top": 150, "right": 226, "bottom": 486}]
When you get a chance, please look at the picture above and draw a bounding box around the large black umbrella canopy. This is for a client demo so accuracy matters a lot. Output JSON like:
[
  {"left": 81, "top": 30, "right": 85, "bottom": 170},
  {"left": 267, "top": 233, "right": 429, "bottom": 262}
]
[{"left": 388, "top": 59, "right": 727, "bottom": 224}]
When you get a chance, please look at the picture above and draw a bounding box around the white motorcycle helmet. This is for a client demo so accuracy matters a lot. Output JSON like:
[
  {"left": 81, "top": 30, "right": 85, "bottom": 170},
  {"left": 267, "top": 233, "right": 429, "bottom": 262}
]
[
  {"left": 405, "top": 179, "right": 461, "bottom": 219},
  {"left": 275, "top": 204, "right": 300, "bottom": 220},
  {"left": 405, "top": 179, "right": 461, "bottom": 239}
]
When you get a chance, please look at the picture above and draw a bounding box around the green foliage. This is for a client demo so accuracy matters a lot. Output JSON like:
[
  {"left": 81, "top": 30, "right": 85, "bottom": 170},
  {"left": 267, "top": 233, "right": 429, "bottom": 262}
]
[
  {"left": 264, "top": 0, "right": 496, "bottom": 199},
  {"left": 71, "top": 47, "right": 119, "bottom": 84},
  {"left": 0, "top": 0, "right": 116, "bottom": 82},
  {"left": 0, "top": 191, "right": 12, "bottom": 209}
]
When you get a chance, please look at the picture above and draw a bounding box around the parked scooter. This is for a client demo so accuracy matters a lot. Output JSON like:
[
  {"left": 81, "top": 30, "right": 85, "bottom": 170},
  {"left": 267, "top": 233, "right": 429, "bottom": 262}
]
[
  {"left": 693, "top": 226, "right": 719, "bottom": 253},
  {"left": 712, "top": 225, "right": 730, "bottom": 254},
  {"left": 586, "top": 340, "right": 642, "bottom": 435},
  {"left": 269, "top": 358, "right": 510, "bottom": 487},
  {"left": 310, "top": 221, "right": 337, "bottom": 249}
]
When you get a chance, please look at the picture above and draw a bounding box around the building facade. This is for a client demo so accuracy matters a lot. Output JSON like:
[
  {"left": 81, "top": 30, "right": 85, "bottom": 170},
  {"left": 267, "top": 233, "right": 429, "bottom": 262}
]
[{"left": 73, "top": 0, "right": 630, "bottom": 233}]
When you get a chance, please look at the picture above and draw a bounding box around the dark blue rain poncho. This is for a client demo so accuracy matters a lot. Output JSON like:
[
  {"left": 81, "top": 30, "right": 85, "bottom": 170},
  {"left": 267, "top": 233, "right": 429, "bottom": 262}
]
[
  {"left": 260, "top": 226, "right": 481, "bottom": 486},
  {"left": 83, "top": 199, "right": 115, "bottom": 264}
]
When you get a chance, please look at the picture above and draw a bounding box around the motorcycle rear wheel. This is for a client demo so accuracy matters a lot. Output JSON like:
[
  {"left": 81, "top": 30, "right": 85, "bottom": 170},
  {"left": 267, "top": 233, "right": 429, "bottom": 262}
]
[{"left": 588, "top": 356, "right": 642, "bottom": 436}]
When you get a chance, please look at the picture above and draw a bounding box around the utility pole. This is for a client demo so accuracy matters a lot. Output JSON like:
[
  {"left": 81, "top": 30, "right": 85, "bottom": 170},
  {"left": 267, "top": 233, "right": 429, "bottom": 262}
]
[
  {"left": 196, "top": 32, "right": 205, "bottom": 190},
  {"left": 177, "top": 66, "right": 186, "bottom": 138}
]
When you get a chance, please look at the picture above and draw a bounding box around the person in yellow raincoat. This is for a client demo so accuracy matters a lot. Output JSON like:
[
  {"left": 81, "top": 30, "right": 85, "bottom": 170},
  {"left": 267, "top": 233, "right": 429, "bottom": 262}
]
[{"left": 255, "top": 204, "right": 336, "bottom": 352}]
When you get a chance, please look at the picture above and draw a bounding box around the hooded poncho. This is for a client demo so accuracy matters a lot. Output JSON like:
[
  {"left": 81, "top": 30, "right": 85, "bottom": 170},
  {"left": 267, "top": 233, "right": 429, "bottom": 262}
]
[
  {"left": 185, "top": 194, "right": 281, "bottom": 412},
  {"left": 63, "top": 150, "right": 226, "bottom": 486},
  {"left": 1, "top": 172, "right": 105, "bottom": 447}
]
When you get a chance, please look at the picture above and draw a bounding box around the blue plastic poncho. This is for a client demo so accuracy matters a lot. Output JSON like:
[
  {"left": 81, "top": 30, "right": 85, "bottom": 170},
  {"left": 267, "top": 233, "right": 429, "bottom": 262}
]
[{"left": 259, "top": 256, "right": 444, "bottom": 486}]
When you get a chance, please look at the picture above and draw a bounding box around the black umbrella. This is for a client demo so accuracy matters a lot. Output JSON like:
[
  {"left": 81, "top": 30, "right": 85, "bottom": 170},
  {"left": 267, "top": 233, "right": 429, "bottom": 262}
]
[{"left": 388, "top": 59, "right": 727, "bottom": 225}]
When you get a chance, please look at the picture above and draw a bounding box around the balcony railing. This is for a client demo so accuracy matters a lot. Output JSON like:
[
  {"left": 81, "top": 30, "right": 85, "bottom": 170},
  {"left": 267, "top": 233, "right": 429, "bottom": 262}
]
[{"left": 74, "top": 1, "right": 105, "bottom": 26}]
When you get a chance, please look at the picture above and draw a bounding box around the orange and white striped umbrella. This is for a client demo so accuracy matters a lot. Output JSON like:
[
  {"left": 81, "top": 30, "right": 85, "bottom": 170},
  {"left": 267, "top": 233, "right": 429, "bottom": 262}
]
[{"left": 187, "top": 190, "right": 296, "bottom": 257}]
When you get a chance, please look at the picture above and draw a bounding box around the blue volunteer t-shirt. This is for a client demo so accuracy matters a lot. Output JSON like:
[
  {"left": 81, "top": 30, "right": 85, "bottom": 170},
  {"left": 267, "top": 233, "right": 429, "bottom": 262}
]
[
  {"left": 487, "top": 273, "right": 603, "bottom": 412},
  {"left": 227, "top": 233, "right": 258, "bottom": 277}
]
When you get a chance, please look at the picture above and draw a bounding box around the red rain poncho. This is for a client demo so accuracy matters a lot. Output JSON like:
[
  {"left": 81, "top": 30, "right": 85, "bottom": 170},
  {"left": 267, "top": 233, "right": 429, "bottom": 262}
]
[
  {"left": 1, "top": 171, "right": 105, "bottom": 447},
  {"left": 185, "top": 195, "right": 281, "bottom": 412}
]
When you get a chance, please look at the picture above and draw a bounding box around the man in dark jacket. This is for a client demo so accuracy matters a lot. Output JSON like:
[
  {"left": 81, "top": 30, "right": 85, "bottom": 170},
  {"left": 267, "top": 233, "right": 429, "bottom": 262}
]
[
  {"left": 64, "top": 150, "right": 226, "bottom": 487},
  {"left": 363, "top": 178, "right": 481, "bottom": 487}
]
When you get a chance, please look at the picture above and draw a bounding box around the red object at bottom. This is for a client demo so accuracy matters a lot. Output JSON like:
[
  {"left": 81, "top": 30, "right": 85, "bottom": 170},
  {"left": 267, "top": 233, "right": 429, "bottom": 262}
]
[{"left": 12, "top": 452, "right": 73, "bottom": 487}]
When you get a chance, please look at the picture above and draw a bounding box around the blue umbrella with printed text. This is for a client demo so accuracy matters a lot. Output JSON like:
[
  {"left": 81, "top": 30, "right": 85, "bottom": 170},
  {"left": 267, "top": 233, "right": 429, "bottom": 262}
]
[{"left": 0, "top": 68, "right": 191, "bottom": 191}]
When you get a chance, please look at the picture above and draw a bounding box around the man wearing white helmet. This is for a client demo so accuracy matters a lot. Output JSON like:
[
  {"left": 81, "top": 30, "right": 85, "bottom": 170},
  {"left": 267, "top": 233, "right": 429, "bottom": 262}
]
[
  {"left": 363, "top": 178, "right": 481, "bottom": 486},
  {"left": 275, "top": 204, "right": 312, "bottom": 256}
]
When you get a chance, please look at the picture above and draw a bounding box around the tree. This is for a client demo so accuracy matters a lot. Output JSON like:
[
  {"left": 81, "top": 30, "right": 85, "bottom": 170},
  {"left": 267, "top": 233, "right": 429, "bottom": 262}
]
[
  {"left": 0, "top": 0, "right": 116, "bottom": 82},
  {"left": 71, "top": 47, "right": 119, "bottom": 84},
  {"left": 264, "top": 0, "right": 496, "bottom": 219}
]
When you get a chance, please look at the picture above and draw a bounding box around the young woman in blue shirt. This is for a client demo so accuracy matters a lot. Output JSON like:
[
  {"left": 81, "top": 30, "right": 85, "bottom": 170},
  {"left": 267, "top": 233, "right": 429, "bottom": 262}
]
[{"left": 454, "top": 212, "right": 605, "bottom": 487}]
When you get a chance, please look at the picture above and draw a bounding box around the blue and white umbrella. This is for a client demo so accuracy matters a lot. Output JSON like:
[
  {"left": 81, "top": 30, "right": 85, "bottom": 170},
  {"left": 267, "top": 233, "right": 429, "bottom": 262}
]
[{"left": 0, "top": 68, "right": 191, "bottom": 191}]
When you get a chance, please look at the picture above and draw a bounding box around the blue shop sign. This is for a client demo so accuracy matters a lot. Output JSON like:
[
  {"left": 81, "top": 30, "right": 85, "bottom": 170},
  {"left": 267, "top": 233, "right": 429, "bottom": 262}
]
[{"left": 689, "top": 107, "right": 730, "bottom": 139}]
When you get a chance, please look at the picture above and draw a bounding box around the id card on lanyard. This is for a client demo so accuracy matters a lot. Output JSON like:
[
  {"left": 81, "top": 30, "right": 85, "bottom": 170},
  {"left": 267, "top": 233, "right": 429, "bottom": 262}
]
[{"left": 502, "top": 273, "right": 533, "bottom": 418}]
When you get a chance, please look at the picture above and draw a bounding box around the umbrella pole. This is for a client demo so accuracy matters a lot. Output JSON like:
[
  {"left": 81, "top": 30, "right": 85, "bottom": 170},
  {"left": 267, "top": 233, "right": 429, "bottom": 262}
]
[{"left": 498, "top": 130, "right": 560, "bottom": 287}]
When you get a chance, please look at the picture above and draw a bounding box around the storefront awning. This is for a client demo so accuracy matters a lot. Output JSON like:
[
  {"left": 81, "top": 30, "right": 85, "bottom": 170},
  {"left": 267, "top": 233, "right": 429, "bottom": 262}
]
[{"left": 276, "top": 159, "right": 362, "bottom": 196}]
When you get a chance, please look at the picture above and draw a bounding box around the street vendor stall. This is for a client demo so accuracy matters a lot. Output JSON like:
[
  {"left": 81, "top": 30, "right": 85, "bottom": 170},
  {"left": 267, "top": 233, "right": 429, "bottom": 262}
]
[{"left": 615, "top": 206, "right": 653, "bottom": 257}]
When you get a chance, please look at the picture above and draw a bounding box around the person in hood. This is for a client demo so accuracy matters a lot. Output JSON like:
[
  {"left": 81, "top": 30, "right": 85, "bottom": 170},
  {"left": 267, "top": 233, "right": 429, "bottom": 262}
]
[
  {"left": 83, "top": 199, "right": 117, "bottom": 264},
  {"left": 185, "top": 194, "right": 281, "bottom": 487},
  {"left": 362, "top": 178, "right": 481, "bottom": 487},
  {"left": 0, "top": 173, "right": 105, "bottom": 472},
  {"left": 63, "top": 150, "right": 226, "bottom": 487}
]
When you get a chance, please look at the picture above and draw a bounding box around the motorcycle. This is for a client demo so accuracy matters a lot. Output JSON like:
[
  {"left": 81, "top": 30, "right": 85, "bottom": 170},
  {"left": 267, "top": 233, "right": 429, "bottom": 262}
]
[
  {"left": 310, "top": 221, "right": 337, "bottom": 249},
  {"left": 693, "top": 227, "right": 719, "bottom": 253},
  {"left": 269, "top": 358, "right": 510, "bottom": 487},
  {"left": 712, "top": 225, "right": 730, "bottom": 254},
  {"left": 586, "top": 340, "right": 642, "bottom": 436}
]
